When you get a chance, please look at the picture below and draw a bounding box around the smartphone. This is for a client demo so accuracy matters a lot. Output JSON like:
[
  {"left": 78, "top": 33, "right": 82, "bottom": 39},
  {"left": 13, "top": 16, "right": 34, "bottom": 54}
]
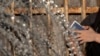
[{"left": 70, "top": 21, "right": 84, "bottom": 30}]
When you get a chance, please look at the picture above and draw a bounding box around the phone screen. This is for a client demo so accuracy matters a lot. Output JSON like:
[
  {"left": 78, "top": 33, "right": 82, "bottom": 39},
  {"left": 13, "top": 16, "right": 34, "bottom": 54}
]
[{"left": 70, "top": 21, "right": 84, "bottom": 30}]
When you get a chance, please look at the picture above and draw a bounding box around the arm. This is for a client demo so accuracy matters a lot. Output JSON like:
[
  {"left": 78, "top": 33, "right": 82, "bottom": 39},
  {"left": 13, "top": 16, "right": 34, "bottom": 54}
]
[{"left": 75, "top": 13, "right": 99, "bottom": 44}]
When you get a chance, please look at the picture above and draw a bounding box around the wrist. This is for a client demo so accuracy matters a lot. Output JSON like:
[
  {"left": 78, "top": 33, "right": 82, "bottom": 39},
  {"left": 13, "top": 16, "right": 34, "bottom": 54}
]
[{"left": 94, "top": 33, "right": 100, "bottom": 43}]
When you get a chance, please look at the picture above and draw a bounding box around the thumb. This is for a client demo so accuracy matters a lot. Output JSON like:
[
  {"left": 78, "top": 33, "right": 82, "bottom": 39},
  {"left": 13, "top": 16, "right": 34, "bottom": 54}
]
[{"left": 82, "top": 26, "right": 89, "bottom": 30}]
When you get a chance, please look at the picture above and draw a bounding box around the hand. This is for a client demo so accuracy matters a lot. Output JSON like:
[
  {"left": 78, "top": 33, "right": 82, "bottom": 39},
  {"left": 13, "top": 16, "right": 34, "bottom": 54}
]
[{"left": 75, "top": 26, "right": 99, "bottom": 44}]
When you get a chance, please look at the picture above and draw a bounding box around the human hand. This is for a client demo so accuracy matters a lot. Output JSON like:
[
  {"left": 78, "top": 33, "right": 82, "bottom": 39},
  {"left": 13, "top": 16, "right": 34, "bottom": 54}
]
[{"left": 75, "top": 26, "right": 98, "bottom": 44}]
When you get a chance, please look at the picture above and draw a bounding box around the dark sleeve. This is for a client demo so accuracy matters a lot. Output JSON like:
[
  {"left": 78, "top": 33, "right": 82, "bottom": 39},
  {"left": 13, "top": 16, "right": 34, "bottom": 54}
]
[{"left": 81, "top": 13, "right": 97, "bottom": 26}]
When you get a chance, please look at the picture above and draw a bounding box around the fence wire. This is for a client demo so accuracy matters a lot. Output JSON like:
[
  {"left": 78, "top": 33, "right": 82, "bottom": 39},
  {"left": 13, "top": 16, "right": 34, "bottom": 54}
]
[{"left": 0, "top": 0, "right": 68, "bottom": 56}]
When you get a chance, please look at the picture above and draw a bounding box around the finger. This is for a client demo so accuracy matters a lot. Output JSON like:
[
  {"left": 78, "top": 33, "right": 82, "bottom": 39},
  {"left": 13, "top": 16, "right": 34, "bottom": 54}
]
[
  {"left": 77, "top": 37, "right": 83, "bottom": 41},
  {"left": 82, "top": 26, "right": 89, "bottom": 30},
  {"left": 79, "top": 40, "right": 84, "bottom": 44},
  {"left": 76, "top": 34, "right": 81, "bottom": 38},
  {"left": 74, "top": 30, "right": 82, "bottom": 34}
]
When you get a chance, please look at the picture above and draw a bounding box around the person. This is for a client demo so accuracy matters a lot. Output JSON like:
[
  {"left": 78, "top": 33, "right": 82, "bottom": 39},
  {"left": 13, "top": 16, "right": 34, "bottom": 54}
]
[{"left": 75, "top": 8, "right": 100, "bottom": 56}]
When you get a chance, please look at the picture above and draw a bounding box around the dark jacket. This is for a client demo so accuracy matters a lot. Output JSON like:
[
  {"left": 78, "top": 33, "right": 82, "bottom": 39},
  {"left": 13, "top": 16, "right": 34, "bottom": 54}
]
[{"left": 81, "top": 9, "right": 100, "bottom": 56}]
